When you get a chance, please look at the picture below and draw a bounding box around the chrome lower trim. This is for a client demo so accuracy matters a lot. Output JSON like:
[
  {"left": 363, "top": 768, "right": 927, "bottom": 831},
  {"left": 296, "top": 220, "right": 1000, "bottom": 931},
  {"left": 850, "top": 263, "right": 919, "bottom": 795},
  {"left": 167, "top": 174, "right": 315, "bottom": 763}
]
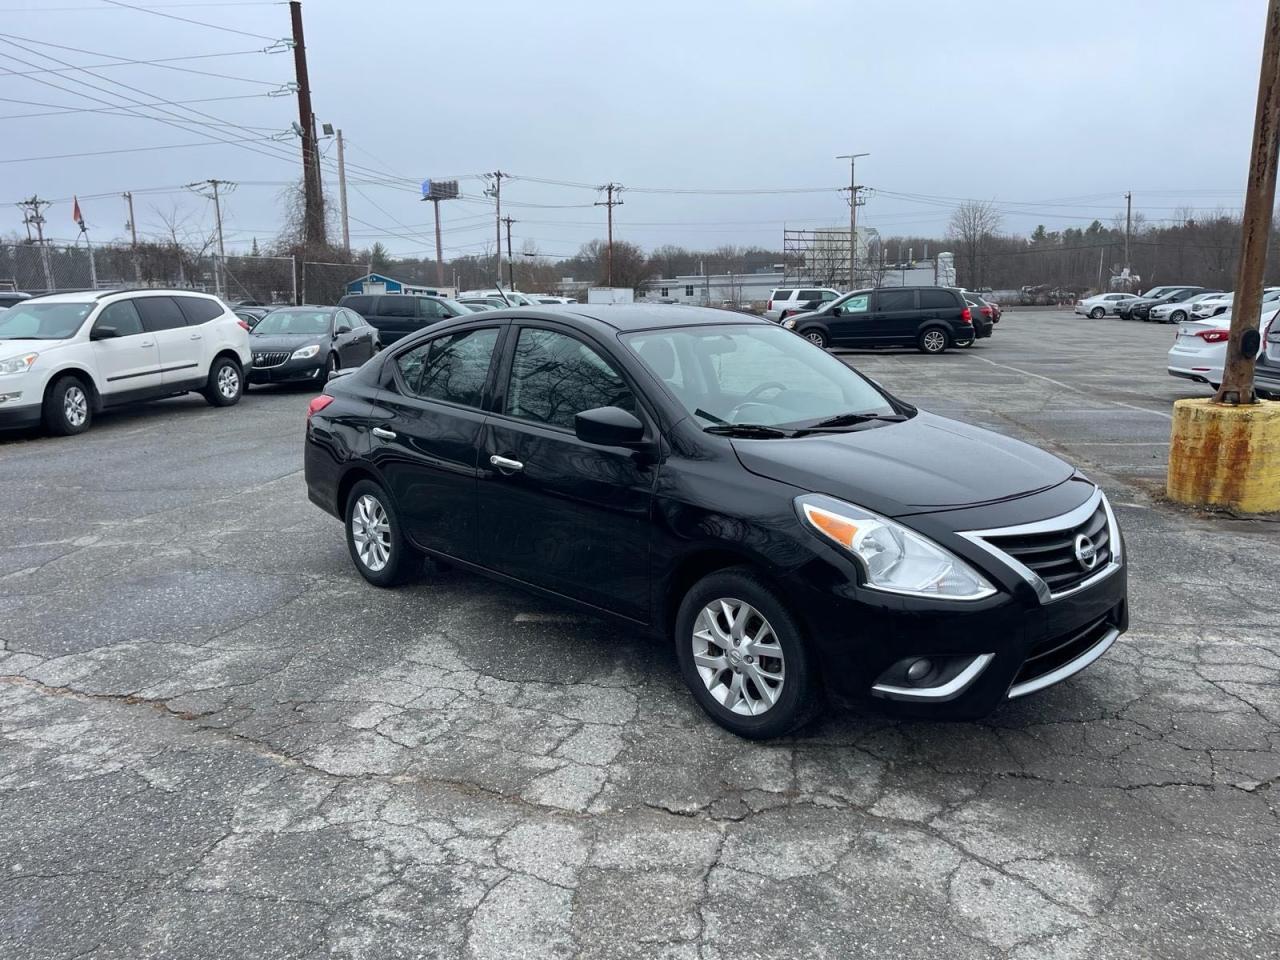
[
  {"left": 958, "top": 487, "right": 1122, "bottom": 604},
  {"left": 871, "top": 653, "right": 994, "bottom": 703},
  {"left": 1007, "top": 627, "right": 1119, "bottom": 699}
]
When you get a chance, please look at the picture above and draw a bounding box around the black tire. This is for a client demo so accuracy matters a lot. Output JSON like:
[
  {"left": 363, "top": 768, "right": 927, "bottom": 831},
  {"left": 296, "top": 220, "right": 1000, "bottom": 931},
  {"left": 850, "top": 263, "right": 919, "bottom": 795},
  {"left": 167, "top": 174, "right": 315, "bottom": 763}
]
[
  {"left": 42, "top": 375, "right": 92, "bottom": 436},
  {"left": 203, "top": 356, "right": 243, "bottom": 407},
  {"left": 918, "top": 328, "right": 949, "bottom": 354},
  {"left": 318, "top": 352, "right": 338, "bottom": 386},
  {"left": 799, "top": 326, "right": 828, "bottom": 348},
  {"left": 675, "top": 567, "right": 820, "bottom": 739},
  {"left": 344, "top": 479, "right": 422, "bottom": 588},
  {"left": 1089, "top": 306, "right": 1105, "bottom": 319},
  {"left": 1169, "top": 310, "right": 1187, "bottom": 324}
]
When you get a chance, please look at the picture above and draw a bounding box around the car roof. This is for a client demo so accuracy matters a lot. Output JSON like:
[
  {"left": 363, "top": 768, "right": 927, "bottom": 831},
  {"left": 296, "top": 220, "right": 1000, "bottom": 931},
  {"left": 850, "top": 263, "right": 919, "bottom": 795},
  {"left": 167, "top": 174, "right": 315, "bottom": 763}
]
[{"left": 475, "top": 303, "right": 770, "bottom": 332}]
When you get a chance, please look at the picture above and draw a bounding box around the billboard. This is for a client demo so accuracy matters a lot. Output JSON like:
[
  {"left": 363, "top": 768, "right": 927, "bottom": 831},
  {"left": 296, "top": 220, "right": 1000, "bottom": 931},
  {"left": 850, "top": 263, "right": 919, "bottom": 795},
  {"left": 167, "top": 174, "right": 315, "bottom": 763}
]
[{"left": 421, "top": 179, "right": 460, "bottom": 201}]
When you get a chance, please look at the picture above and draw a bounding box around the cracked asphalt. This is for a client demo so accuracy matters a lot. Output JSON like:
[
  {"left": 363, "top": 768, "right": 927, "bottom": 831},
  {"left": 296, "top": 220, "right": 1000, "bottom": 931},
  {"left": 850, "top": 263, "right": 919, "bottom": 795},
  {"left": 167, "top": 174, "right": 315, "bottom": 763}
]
[{"left": 2, "top": 309, "right": 1278, "bottom": 959}]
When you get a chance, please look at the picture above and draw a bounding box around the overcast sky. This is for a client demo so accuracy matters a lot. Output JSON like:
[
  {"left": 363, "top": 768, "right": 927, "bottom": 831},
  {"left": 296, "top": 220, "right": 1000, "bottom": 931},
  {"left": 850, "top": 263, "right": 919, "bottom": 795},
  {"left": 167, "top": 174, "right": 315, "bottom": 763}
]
[{"left": 0, "top": 0, "right": 1266, "bottom": 259}]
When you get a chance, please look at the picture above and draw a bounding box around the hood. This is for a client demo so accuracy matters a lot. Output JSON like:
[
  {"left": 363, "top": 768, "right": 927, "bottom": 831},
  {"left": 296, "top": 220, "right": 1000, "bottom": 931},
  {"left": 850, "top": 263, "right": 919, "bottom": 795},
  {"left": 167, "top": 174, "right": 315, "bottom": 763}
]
[
  {"left": 249, "top": 333, "right": 327, "bottom": 352},
  {"left": 731, "top": 411, "right": 1073, "bottom": 517}
]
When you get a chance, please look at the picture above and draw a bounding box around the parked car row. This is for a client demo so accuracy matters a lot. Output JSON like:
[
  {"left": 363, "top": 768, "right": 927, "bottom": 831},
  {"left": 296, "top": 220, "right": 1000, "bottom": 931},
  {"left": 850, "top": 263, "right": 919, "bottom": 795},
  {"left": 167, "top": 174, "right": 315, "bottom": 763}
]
[{"left": 777, "top": 285, "right": 989, "bottom": 353}]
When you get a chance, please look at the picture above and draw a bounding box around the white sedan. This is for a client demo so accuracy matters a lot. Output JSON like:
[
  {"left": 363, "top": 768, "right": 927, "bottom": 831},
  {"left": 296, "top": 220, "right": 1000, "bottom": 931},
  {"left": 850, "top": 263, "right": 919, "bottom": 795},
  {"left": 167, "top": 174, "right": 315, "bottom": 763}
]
[
  {"left": 1167, "top": 306, "right": 1280, "bottom": 390},
  {"left": 1149, "top": 292, "right": 1228, "bottom": 325},
  {"left": 1074, "top": 293, "right": 1139, "bottom": 318},
  {"left": 1190, "top": 289, "right": 1280, "bottom": 320}
]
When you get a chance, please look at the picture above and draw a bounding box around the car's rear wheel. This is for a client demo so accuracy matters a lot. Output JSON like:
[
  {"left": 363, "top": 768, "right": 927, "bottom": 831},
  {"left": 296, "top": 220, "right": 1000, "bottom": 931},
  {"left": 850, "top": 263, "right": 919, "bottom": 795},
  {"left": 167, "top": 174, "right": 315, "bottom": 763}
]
[
  {"left": 675, "top": 568, "right": 819, "bottom": 739},
  {"left": 203, "top": 356, "right": 242, "bottom": 407},
  {"left": 1089, "top": 306, "right": 1105, "bottom": 319},
  {"left": 43, "top": 375, "right": 92, "bottom": 436},
  {"left": 345, "top": 479, "right": 421, "bottom": 587},
  {"left": 800, "top": 327, "right": 828, "bottom": 348},
  {"left": 918, "top": 328, "right": 949, "bottom": 354}
]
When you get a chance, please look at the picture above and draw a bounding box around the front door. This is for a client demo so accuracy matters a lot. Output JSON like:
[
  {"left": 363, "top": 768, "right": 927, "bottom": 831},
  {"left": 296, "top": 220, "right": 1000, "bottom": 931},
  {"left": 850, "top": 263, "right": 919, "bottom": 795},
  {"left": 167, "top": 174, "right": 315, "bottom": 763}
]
[
  {"left": 824, "top": 291, "right": 873, "bottom": 346},
  {"left": 367, "top": 324, "right": 505, "bottom": 562},
  {"left": 89, "top": 300, "right": 162, "bottom": 399},
  {"left": 339, "top": 309, "right": 376, "bottom": 365},
  {"left": 477, "top": 323, "right": 656, "bottom": 621},
  {"left": 134, "top": 296, "right": 204, "bottom": 386}
]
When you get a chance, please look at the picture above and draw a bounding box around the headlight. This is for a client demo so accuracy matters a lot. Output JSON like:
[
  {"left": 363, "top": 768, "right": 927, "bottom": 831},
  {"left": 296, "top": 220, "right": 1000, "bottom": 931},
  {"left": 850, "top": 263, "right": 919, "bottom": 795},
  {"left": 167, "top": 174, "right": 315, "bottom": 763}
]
[
  {"left": 782, "top": 318, "right": 797, "bottom": 329},
  {"left": 0, "top": 352, "right": 38, "bottom": 376},
  {"left": 797, "top": 495, "right": 996, "bottom": 600},
  {"left": 291, "top": 344, "right": 321, "bottom": 360}
]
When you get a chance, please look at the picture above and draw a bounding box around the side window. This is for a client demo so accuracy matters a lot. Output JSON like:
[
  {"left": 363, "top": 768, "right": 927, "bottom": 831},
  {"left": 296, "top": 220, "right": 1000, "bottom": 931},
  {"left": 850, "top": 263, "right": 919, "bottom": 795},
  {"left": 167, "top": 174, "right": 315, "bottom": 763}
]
[
  {"left": 94, "top": 300, "right": 144, "bottom": 337},
  {"left": 772, "top": 289, "right": 793, "bottom": 300},
  {"left": 379, "top": 297, "right": 418, "bottom": 318},
  {"left": 342, "top": 296, "right": 373, "bottom": 315},
  {"left": 334, "top": 311, "right": 353, "bottom": 333},
  {"left": 346, "top": 310, "right": 366, "bottom": 329},
  {"left": 919, "top": 289, "right": 955, "bottom": 310},
  {"left": 798, "top": 289, "right": 823, "bottom": 300},
  {"left": 420, "top": 299, "right": 449, "bottom": 320},
  {"left": 174, "top": 296, "right": 224, "bottom": 325},
  {"left": 396, "top": 328, "right": 499, "bottom": 408},
  {"left": 837, "top": 293, "right": 870, "bottom": 314},
  {"left": 134, "top": 296, "right": 188, "bottom": 332},
  {"left": 876, "top": 289, "right": 917, "bottom": 312},
  {"left": 819, "top": 291, "right": 838, "bottom": 302},
  {"left": 507, "top": 328, "right": 635, "bottom": 429}
]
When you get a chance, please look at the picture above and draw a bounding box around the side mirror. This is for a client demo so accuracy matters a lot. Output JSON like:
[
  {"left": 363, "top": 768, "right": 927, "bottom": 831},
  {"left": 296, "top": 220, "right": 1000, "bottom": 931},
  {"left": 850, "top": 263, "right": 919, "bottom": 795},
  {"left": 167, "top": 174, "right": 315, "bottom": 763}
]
[
  {"left": 574, "top": 406, "right": 646, "bottom": 447},
  {"left": 829, "top": 306, "right": 842, "bottom": 316},
  {"left": 327, "top": 368, "right": 355, "bottom": 382},
  {"left": 90, "top": 325, "right": 118, "bottom": 341}
]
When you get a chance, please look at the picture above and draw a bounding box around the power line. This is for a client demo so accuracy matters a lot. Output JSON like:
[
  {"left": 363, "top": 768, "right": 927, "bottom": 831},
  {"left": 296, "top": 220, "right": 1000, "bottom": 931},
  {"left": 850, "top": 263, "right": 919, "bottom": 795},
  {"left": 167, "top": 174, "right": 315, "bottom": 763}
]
[
  {"left": 100, "top": 0, "right": 279, "bottom": 42},
  {"left": 0, "top": 46, "right": 270, "bottom": 77},
  {"left": 0, "top": 137, "right": 279, "bottom": 164},
  {"left": 0, "top": 90, "right": 270, "bottom": 120}
]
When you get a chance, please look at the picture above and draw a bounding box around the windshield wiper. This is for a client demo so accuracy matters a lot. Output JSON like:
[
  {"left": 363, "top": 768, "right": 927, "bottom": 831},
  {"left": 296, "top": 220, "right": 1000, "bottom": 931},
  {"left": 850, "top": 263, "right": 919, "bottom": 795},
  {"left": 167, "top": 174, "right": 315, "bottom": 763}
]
[
  {"left": 799, "top": 411, "right": 908, "bottom": 431},
  {"left": 703, "top": 423, "right": 793, "bottom": 439}
]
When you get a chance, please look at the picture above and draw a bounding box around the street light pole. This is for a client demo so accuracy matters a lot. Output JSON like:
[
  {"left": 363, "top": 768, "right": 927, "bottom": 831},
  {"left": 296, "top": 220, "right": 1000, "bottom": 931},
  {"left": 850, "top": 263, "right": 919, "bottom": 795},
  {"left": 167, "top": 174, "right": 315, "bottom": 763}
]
[{"left": 837, "top": 153, "right": 869, "bottom": 289}]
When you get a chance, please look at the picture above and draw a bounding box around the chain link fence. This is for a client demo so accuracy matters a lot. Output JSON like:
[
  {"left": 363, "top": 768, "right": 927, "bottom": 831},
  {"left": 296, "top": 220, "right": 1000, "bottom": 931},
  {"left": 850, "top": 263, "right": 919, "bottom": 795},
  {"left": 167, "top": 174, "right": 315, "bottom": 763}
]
[{"left": 301, "top": 260, "right": 370, "bottom": 306}]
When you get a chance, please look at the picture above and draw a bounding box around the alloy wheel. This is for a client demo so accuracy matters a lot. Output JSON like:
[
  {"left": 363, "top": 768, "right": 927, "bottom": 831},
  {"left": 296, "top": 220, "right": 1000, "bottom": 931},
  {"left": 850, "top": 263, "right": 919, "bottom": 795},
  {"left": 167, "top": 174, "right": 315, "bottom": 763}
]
[
  {"left": 804, "top": 330, "right": 826, "bottom": 346},
  {"left": 351, "top": 494, "right": 392, "bottom": 572},
  {"left": 691, "top": 598, "right": 785, "bottom": 716},
  {"left": 63, "top": 386, "right": 88, "bottom": 427},
  {"left": 217, "top": 364, "right": 240, "bottom": 399},
  {"left": 922, "top": 330, "right": 946, "bottom": 353}
]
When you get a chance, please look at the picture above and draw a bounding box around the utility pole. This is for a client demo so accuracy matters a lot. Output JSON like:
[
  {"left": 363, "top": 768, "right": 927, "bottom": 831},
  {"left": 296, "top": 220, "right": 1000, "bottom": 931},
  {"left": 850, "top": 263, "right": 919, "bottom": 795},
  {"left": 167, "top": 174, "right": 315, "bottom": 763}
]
[
  {"left": 335, "top": 129, "right": 350, "bottom": 256},
  {"left": 123, "top": 191, "right": 141, "bottom": 283},
  {"left": 430, "top": 199, "right": 444, "bottom": 287},
  {"left": 486, "top": 171, "right": 507, "bottom": 284},
  {"left": 186, "top": 180, "right": 233, "bottom": 297},
  {"left": 289, "top": 1, "right": 324, "bottom": 248},
  {"left": 501, "top": 216, "right": 516, "bottom": 289},
  {"left": 838, "top": 153, "right": 869, "bottom": 289},
  {"left": 1217, "top": 0, "right": 1280, "bottom": 404},
  {"left": 595, "top": 183, "right": 623, "bottom": 286},
  {"left": 1123, "top": 191, "right": 1132, "bottom": 278},
  {"left": 17, "top": 196, "right": 53, "bottom": 291}
]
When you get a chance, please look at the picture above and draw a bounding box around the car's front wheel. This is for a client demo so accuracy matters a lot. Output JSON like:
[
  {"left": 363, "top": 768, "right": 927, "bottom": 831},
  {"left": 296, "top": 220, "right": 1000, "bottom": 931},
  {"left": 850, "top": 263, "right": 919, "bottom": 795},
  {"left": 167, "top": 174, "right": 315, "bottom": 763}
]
[
  {"left": 799, "top": 326, "right": 828, "bottom": 348},
  {"left": 1169, "top": 310, "right": 1187, "bottom": 324},
  {"left": 918, "top": 328, "right": 949, "bottom": 354},
  {"left": 344, "top": 479, "right": 421, "bottom": 587},
  {"left": 675, "top": 568, "right": 819, "bottom": 739},
  {"left": 203, "top": 356, "right": 242, "bottom": 406},
  {"left": 43, "top": 375, "right": 92, "bottom": 436},
  {"left": 1090, "top": 306, "right": 1105, "bottom": 319},
  {"left": 319, "top": 353, "right": 339, "bottom": 386}
]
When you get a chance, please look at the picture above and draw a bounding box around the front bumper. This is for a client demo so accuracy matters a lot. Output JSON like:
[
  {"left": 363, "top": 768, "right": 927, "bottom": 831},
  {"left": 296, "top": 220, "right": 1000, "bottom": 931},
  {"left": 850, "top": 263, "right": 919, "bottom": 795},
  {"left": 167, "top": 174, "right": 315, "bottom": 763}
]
[
  {"left": 785, "top": 486, "right": 1128, "bottom": 718},
  {"left": 248, "top": 358, "right": 325, "bottom": 384},
  {"left": 0, "top": 398, "right": 41, "bottom": 429}
]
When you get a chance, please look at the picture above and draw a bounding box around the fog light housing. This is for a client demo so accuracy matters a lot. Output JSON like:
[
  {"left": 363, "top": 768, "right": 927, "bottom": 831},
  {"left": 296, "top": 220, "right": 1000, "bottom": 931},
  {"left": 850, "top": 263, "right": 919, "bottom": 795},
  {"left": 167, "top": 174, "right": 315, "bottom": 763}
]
[
  {"left": 871, "top": 653, "right": 994, "bottom": 702},
  {"left": 905, "top": 658, "right": 933, "bottom": 683},
  {"left": 0, "top": 391, "right": 21, "bottom": 403}
]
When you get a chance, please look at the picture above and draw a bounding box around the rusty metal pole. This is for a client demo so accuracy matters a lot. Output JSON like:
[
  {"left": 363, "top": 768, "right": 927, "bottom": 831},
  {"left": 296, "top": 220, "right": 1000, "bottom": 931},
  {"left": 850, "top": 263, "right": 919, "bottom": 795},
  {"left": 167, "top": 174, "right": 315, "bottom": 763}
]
[{"left": 1216, "top": 0, "right": 1280, "bottom": 404}]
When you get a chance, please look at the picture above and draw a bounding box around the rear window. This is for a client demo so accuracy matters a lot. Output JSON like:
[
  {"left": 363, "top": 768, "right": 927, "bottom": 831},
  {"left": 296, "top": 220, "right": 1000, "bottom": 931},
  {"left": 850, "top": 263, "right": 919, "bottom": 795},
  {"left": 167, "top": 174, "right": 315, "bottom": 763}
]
[
  {"left": 921, "top": 289, "right": 958, "bottom": 309},
  {"left": 174, "top": 296, "right": 225, "bottom": 325},
  {"left": 771, "top": 289, "right": 793, "bottom": 300},
  {"left": 340, "top": 295, "right": 374, "bottom": 315},
  {"left": 378, "top": 296, "right": 418, "bottom": 318}
]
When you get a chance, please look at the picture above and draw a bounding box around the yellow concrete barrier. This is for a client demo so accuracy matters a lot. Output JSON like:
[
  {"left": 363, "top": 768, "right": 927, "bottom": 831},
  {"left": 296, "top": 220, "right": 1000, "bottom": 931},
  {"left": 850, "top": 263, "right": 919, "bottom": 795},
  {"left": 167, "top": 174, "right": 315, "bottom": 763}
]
[{"left": 1167, "top": 399, "right": 1280, "bottom": 512}]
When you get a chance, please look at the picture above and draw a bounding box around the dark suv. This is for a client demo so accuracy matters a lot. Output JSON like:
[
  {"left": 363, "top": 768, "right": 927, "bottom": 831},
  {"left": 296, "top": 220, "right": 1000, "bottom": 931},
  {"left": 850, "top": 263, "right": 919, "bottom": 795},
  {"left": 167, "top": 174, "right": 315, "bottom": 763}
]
[
  {"left": 783, "top": 286, "right": 976, "bottom": 353},
  {"left": 337, "top": 293, "right": 470, "bottom": 345}
]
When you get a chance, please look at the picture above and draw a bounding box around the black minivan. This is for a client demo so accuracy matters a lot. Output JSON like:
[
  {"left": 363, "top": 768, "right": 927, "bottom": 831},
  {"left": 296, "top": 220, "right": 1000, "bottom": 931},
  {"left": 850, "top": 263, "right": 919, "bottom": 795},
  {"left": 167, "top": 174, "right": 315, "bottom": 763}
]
[
  {"left": 338, "top": 294, "right": 470, "bottom": 345},
  {"left": 782, "top": 286, "right": 976, "bottom": 353},
  {"left": 304, "top": 304, "right": 1126, "bottom": 739}
]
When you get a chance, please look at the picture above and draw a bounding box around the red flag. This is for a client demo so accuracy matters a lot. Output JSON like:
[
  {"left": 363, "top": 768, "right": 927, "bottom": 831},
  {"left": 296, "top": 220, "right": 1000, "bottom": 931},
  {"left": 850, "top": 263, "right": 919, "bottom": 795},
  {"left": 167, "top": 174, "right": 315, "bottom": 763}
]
[{"left": 72, "top": 196, "right": 84, "bottom": 231}]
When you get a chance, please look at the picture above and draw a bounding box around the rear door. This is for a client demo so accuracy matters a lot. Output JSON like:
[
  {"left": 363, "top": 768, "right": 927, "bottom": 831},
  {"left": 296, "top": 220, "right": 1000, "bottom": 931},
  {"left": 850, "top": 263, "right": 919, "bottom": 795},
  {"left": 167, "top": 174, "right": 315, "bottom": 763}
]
[
  {"left": 477, "top": 322, "right": 656, "bottom": 620},
  {"left": 174, "top": 295, "right": 228, "bottom": 374},
  {"left": 135, "top": 296, "right": 204, "bottom": 386},
  {"left": 89, "top": 300, "right": 162, "bottom": 397},
  {"left": 869, "top": 288, "right": 919, "bottom": 344},
  {"left": 371, "top": 295, "right": 419, "bottom": 344},
  {"left": 919, "top": 288, "right": 964, "bottom": 338},
  {"left": 367, "top": 323, "right": 506, "bottom": 561}
]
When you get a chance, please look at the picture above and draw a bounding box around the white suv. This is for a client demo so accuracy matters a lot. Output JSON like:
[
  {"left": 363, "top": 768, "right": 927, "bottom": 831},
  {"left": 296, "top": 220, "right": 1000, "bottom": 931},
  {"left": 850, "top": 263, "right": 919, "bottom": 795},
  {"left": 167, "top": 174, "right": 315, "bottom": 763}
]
[
  {"left": 0, "top": 289, "right": 251, "bottom": 436},
  {"left": 764, "top": 287, "right": 841, "bottom": 322}
]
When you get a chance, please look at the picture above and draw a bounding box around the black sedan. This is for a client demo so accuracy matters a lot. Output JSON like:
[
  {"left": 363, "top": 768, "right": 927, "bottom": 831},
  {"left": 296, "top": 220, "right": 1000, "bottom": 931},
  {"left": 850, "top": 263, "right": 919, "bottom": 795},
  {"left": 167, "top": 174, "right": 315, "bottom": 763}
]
[
  {"left": 248, "top": 306, "right": 380, "bottom": 387},
  {"left": 304, "top": 305, "right": 1126, "bottom": 738}
]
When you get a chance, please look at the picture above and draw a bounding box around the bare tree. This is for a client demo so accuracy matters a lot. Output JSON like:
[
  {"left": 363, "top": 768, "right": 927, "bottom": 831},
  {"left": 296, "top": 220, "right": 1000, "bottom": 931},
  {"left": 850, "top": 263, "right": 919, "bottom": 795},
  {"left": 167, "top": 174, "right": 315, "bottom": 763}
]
[{"left": 947, "top": 200, "right": 1002, "bottom": 287}]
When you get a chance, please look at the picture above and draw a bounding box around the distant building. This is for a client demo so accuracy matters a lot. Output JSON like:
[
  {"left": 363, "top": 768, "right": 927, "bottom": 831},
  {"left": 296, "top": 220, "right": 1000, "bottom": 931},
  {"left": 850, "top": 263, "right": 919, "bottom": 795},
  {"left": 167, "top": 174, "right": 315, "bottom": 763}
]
[{"left": 344, "top": 272, "right": 450, "bottom": 297}]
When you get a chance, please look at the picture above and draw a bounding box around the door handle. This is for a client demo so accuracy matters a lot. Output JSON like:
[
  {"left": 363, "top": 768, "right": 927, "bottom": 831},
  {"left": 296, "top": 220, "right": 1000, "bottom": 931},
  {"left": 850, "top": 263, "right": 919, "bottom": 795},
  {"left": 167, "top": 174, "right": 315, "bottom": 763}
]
[
  {"left": 189, "top": 333, "right": 202, "bottom": 340},
  {"left": 489, "top": 454, "right": 523, "bottom": 473},
  {"left": 371, "top": 427, "right": 397, "bottom": 440},
  {"left": 140, "top": 340, "right": 154, "bottom": 347}
]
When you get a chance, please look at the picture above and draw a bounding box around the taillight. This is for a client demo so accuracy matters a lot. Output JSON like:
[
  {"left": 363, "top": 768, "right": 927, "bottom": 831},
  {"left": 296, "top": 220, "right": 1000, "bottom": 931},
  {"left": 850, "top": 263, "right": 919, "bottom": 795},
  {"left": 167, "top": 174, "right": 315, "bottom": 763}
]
[
  {"left": 981, "top": 305, "right": 992, "bottom": 318},
  {"left": 1196, "top": 330, "right": 1229, "bottom": 343},
  {"left": 307, "top": 395, "right": 334, "bottom": 421},
  {"left": 960, "top": 306, "right": 972, "bottom": 324},
  {"left": 236, "top": 319, "right": 251, "bottom": 332},
  {"left": 766, "top": 299, "right": 773, "bottom": 311}
]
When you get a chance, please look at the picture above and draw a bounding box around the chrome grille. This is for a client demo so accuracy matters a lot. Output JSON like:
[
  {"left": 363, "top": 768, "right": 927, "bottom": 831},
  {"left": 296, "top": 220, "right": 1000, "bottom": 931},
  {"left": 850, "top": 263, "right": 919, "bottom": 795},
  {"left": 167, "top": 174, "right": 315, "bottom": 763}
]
[
  {"left": 252, "top": 351, "right": 289, "bottom": 368},
  {"left": 982, "top": 501, "right": 1111, "bottom": 595}
]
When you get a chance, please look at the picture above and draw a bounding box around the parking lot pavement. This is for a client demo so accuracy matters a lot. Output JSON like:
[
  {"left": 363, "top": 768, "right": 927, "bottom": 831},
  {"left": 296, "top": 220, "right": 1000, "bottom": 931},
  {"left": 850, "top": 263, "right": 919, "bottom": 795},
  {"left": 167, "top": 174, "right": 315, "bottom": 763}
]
[{"left": 2, "top": 315, "right": 1279, "bottom": 960}]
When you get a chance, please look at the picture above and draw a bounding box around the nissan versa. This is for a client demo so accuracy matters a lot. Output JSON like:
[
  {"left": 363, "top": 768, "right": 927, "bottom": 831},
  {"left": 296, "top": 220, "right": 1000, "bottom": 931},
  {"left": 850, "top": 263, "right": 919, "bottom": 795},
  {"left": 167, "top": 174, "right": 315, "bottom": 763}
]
[{"left": 304, "top": 305, "right": 1126, "bottom": 738}]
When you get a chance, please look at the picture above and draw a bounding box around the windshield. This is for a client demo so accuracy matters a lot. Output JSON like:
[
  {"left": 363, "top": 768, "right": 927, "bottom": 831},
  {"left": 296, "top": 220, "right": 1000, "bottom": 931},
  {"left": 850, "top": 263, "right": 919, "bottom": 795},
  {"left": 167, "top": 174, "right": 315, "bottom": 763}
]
[
  {"left": 252, "top": 309, "right": 333, "bottom": 336},
  {"left": 0, "top": 301, "right": 93, "bottom": 340},
  {"left": 623, "top": 323, "right": 898, "bottom": 429}
]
